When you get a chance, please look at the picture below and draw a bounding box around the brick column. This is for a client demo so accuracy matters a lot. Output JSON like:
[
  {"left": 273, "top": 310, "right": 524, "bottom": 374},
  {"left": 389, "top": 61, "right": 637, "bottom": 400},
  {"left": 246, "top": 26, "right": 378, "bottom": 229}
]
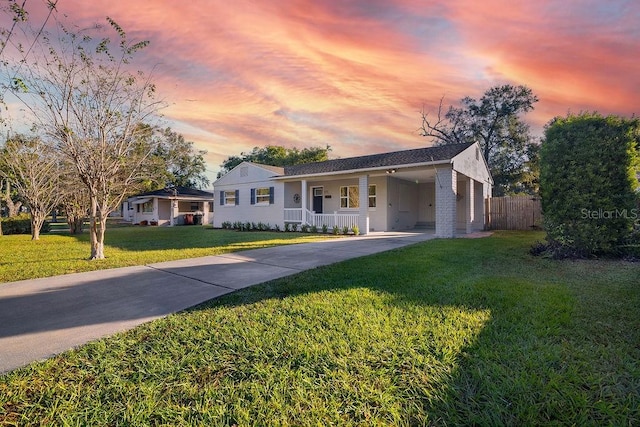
[
  {"left": 358, "top": 175, "right": 369, "bottom": 235},
  {"left": 435, "top": 167, "right": 456, "bottom": 238},
  {"left": 466, "top": 177, "right": 475, "bottom": 234}
]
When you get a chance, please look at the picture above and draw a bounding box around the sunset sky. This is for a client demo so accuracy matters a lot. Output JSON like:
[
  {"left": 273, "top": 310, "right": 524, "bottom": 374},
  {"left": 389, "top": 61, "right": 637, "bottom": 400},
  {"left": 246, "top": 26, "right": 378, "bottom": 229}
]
[{"left": 4, "top": 0, "right": 639, "bottom": 182}]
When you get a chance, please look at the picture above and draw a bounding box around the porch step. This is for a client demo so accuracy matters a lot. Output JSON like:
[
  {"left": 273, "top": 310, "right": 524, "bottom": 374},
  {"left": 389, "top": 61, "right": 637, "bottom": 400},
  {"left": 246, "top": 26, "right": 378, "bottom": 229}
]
[{"left": 414, "top": 221, "right": 434, "bottom": 229}]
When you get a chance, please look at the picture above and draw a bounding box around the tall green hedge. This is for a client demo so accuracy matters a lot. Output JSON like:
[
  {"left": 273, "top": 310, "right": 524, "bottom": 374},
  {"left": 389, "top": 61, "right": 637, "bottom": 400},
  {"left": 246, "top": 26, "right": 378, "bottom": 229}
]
[
  {"left": 0, "top": 214, "right": 51, "bottom": 235},
  {"left": 540, "top": 113, "right": 639, "bottom": 257}
]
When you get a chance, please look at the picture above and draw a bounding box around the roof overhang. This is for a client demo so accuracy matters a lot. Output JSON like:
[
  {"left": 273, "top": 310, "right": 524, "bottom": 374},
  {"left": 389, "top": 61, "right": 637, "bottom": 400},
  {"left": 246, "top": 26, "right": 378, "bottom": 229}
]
[
  {"left": 130, "top": 197, "right": 151, "bottom": 204},
  {"left": 274, "top": 159, "right": 452, "bottom": 181}
]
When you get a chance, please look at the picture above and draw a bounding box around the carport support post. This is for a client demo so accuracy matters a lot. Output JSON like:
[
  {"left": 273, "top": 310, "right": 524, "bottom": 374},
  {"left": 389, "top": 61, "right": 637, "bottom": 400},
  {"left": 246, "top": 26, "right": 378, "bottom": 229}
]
[
  {"left": 358, "top": 175, "right": 369, "bottom": 235},
  {"left": 170, "top": 197, "right": 179, "bottom": 226},
  {"left": 435, "top": 167, "right": 456, "bottom": 238},
  {"left": 301, "top": 179, "right": 307, "bottom": 223}
]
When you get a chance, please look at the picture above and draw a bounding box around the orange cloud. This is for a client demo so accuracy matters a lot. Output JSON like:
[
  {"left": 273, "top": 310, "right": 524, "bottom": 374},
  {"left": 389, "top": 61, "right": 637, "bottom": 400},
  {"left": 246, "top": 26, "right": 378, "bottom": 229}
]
[{"left": 7, "top": 0, "right": 639, "bottom": 180}]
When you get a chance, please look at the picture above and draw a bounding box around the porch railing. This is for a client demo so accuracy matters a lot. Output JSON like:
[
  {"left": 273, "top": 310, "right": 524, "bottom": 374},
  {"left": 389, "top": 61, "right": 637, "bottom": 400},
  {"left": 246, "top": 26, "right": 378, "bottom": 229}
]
[{"left": 284, "top": 208, "right": 359, "bottom": 229}]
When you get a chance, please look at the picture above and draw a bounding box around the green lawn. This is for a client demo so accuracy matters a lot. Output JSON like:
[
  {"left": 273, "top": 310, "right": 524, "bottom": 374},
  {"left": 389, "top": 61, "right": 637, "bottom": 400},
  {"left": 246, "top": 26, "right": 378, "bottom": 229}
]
[
  {"left": 1, "top": 232, "right": 638, "bottom": 425},
  {"left": 0, "top": 226, "right": 336, "bottom": 283}
]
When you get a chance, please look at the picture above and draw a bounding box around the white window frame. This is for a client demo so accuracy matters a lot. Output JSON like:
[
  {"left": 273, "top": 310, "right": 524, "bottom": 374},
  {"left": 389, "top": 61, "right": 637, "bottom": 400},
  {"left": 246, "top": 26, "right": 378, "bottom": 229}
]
[
  {"left": 368, "top": 184, "right": 377, "bottom": 209},
  {"left": 224, "top": 191, "right": 236, "bottom": 206},
  {"left": 255, "top": 187, "right": 270, "bottom": 205},
  {"left": 340, "top": 185, "right": 359, "bottom": 209},
  {"left": 142, "top": 200, "right": 153, "bottom": 213}
]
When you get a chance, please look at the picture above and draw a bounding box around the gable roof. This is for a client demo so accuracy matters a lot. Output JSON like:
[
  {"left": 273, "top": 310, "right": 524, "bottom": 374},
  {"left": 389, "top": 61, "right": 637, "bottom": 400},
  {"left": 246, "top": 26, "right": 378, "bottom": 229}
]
[
  {"left": 282, "top": 142, "right": 474, "bottom": 176},
  {"left": 132, "top": 186, "right": 213, "bottom": 199},
  {"left": 248, "top": 162, "right": 285, "bottom": 174}
]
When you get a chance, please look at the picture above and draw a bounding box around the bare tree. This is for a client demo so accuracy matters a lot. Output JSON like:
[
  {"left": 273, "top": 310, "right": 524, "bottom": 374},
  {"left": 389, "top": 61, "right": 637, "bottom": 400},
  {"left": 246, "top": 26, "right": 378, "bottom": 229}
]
[
  {"left": 420, "top": 85, "right": 539, "bottom": 195},
  {"left": 0, "top": 135, "right": 63, "bottom": 239},
  {"left": 7, "top": 18, "right": 164, "bottom": 258},
  {"left": 60, "top": 171, "right": 89, "bottom": 234}
]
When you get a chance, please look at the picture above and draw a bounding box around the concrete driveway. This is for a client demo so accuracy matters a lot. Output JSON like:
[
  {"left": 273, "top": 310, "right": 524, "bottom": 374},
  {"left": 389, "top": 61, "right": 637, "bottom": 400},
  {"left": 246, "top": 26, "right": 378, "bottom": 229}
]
[{"left": 0, "top": 232, "right": 436, "bottom": 374}]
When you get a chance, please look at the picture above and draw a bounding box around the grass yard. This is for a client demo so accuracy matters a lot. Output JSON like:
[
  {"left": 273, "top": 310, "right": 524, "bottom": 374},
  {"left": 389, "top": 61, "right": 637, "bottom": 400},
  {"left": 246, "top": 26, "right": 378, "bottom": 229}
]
[
  {"left": 0, "top": 226, "right": 336, "bottom": 283},
  {"left": 1, "top": 231, "right": 639, "bottom": 425}
]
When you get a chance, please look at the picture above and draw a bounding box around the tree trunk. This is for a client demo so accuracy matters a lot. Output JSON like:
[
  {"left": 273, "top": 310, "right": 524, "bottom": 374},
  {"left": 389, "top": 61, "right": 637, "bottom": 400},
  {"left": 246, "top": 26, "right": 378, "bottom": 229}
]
[
  {"left": 68, "top": 215, "right": 84, "bottom": 234},
  {"left": 88, "top": 196, "right": 101, "bottom": 259},
  {"left": 3, "top": 181, "right": 22, "bottom": 217},
  {"left": 89, "top": 208, "right": 109, "bottom": 260},
  {"left": 31, "top": 219, "right": 40, "bottom": 240},
  {"left": 89, "top": 216, "right": 106, "bottom": 260},
  {"left": 30, "top": 212, "right": 46, "bottom": 240}
]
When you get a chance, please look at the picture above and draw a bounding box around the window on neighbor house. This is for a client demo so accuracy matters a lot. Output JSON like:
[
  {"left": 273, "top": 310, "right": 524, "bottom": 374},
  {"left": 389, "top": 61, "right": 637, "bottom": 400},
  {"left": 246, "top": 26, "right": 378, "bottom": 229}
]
[
  {"left": 340, "top": 186, "right": 359, "bottom": 208},
  {"left": 142, "top": 201, "right": 153, "bottom": 213},
  {"left": 368, "top": 185, "right": 377, "bottom": 208},
  {"left": 190, "top": 202, "right": 200, "bottom": 211}
]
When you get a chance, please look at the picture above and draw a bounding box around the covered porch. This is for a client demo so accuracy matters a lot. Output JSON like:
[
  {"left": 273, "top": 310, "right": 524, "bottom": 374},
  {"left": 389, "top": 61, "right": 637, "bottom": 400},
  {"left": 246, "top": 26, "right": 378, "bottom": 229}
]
[{"left": 280, "top": 164, "right": 489, "bottom": 237}]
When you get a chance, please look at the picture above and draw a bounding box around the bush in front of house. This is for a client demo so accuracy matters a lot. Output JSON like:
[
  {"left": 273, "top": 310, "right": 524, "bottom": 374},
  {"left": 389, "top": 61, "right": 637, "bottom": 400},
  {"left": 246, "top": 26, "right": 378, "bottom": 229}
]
[{"left": 539, "top": 112, "right": 640, "bottom": 258}]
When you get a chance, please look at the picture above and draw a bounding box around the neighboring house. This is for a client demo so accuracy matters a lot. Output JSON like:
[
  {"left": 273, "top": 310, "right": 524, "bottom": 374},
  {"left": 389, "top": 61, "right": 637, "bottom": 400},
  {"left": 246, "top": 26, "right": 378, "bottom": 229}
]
[
  {"left": 213, "top": 142, "right": 492, "bottom": 237},
  {"left": 125, "top": 186, "right": 214, "bottom": 226}
]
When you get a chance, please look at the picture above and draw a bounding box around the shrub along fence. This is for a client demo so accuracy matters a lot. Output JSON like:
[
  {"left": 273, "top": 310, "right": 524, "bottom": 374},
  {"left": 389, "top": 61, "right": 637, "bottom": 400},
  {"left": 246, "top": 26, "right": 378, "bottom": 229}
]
[{"left": 485, "top": 196, "right": 542, "bottom": 230}]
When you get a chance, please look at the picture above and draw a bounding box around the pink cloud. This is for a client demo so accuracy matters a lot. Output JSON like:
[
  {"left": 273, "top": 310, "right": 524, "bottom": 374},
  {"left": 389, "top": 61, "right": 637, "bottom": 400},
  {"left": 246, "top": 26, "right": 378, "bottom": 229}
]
[{"left": 6, "top": 0, "right": 639, "bottom": 179}]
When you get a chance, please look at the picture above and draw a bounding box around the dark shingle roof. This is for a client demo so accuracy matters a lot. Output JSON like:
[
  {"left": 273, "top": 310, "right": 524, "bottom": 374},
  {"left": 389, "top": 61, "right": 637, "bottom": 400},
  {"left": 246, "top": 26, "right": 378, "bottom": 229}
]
[
  {"left": 135, "top": 186, "right": 213, "bottom": 198},
  {"left": 283, "top": 143, "right": 473, "bottom": 176}
]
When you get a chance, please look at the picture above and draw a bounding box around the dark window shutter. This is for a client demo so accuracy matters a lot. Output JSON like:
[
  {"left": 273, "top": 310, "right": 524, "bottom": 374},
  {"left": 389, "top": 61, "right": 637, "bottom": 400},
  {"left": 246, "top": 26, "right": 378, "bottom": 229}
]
[
  {"left": 250, "top": 188, "right": 255, "bottom": 205},
  {"left": 269, "top": 187, "right": 274, "bottom": 204},
  {"left": 219, "top": 191, "right": 224, "bottom": 206},
  {"left": 235, "top": 189, "right": 239, "bottom": 205}
]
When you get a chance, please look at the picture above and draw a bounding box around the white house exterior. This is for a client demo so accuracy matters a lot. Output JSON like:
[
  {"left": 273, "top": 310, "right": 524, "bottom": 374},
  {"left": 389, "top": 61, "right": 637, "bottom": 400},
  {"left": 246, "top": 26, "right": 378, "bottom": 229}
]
[
  {"left": 125, "top": 186, "right": 214, "bottom": 226},
  {"left": 213, "top": 142, "right": 492, "bottom": 237}
]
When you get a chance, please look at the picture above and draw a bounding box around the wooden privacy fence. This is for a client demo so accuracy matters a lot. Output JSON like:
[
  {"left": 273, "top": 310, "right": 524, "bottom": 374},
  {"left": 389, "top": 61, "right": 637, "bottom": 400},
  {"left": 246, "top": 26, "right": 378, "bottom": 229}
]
[{"left": 485, "top": 196, "right": 542, "bottom": 230}]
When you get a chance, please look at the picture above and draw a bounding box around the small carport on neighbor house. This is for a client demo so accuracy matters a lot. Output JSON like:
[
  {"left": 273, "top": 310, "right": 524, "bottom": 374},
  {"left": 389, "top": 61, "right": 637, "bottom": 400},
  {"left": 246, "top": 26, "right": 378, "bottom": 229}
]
[
  {"left": 125, "top": 186, "right": 214, "bottom": 226},
  {"left": 213, "top": 142, "right": 493, "bottom": 237}
]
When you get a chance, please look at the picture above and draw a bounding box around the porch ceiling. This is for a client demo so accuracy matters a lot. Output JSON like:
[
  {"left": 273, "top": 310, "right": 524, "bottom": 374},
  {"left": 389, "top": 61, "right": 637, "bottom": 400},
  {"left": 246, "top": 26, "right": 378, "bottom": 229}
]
[
  {"left": 280, "top": 165, "right": 444, "bottom": 184},
  {"left": 380, "top": 167, "right": 437, "bottom": 184}
]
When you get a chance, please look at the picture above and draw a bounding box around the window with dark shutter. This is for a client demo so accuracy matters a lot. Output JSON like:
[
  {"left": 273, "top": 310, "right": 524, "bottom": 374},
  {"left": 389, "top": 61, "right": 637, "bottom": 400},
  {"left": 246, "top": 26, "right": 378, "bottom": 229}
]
[{"left": 254, "top": 187, "right": 271, "bottom": 205}]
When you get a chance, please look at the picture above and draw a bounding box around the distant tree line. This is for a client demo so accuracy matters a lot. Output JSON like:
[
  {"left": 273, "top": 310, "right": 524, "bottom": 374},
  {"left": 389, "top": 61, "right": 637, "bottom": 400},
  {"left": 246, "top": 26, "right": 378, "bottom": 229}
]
[{"left": 218, "top": 145, "right": 331, "bottom": 178}]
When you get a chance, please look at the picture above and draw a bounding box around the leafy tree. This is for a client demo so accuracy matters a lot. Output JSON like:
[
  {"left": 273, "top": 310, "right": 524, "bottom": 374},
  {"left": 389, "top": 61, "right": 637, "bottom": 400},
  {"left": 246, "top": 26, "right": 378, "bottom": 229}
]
[
  {"left": 5, "top": 18, "right": 164, "bottom": 258},
  {"left": 0, "top": 135, "right": 64, "bottom": 240},
  {"left": 539, "top": 112, "right": 640, "bottom": 257},
  {"left": 143, "top": 126, "right": 210, "bottom": 189},
  {"left": 218, "top": 145, "right": 331, "bottom": 178},
  {"left": 420, "top": 85, "right": 539, "bottom": 196}
]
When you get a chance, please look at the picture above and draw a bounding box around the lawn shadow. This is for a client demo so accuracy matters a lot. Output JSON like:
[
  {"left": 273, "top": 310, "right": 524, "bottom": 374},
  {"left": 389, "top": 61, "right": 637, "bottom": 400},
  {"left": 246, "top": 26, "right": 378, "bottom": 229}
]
[{"left": 178, "top": 236, "right": 580, "bottom": 424}]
